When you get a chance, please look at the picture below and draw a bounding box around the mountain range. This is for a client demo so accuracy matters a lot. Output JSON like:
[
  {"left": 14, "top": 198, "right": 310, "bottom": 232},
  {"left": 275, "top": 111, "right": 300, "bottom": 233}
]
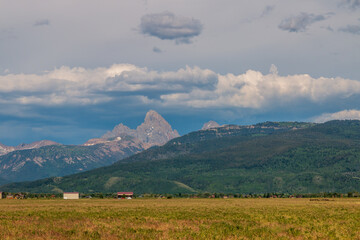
[
  {"left": 3, "top": 116, "right": 360, "bottom": 194},
  {"left": 8, "top": 120, "right": 356, "bottom": 194},
  {"left": 0, "top": 110, "right": 179, "bottom": 185}
]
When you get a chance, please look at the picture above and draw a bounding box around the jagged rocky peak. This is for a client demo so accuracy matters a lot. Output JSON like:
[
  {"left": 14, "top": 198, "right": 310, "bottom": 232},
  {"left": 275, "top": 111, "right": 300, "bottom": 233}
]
[
  {"left": 202, "top": 121, "right": 220, "bottom": 130},
  {"left": 100, "top": 110, "right": 179, "bottom": 147},
  {"left": 144, "top": 110, "right": 164, "bottom": 123},
  {"left": 136, "top": 110, "right": 179, "bottom": 145}
]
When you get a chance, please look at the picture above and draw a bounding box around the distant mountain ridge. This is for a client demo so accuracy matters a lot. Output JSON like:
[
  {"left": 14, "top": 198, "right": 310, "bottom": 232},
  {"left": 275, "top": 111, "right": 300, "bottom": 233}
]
[
  {"left": 0, "top": 138, "right": 146, "bottom": 184},
  {"left": 0, "top": 110, "right": 180, "bottom": 185},
  {"left": 0, "top": 140, "right": 59, "bottom": 156},
  {"left": 4, "top": 120, "right": 346, "bottom": 194}
]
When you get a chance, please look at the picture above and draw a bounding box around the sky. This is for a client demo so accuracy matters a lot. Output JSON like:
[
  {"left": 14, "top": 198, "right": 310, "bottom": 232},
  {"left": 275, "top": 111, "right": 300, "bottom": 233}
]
[{"left": 0, "top": 0, "right": 360, "bottom": 146}]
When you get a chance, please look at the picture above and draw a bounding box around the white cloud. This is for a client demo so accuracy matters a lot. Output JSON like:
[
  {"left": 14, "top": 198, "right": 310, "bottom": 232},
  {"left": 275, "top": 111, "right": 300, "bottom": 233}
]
[
  {"left": 1, "top": 64, "right": 360, "bottom": 111},
  {"left": 0, "top": 64, "right": 217, "bottom": 106},
  {"left": 312, "top": 109, "right": 360, "bottom": 122},
  {"left": 160, "top": 66, "right": 360, "bottom": 109}
]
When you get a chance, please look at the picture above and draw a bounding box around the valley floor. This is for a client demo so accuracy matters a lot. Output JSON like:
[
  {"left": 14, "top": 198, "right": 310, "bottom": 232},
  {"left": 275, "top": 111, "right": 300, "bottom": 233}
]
[{"left": 0, "top": 198, "right": 359, "bottom": 239}]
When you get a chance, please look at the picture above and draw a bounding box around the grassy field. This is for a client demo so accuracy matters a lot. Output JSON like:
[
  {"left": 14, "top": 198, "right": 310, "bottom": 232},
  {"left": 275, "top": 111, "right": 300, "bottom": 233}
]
[{"left": 1, "top": 198, "right": 360, "bottom": 239}]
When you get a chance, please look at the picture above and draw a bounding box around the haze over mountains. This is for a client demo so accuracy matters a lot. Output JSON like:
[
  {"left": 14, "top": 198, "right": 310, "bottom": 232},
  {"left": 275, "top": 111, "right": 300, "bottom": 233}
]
[{"left": 0, "top": 110, "right": 179, "bottom": 184}]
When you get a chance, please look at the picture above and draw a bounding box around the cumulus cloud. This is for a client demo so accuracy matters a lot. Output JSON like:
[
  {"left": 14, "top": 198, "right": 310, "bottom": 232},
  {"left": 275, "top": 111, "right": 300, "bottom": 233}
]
[
  {"left": 0, "top": 64, "right": 217, "bottom": 106},
  {"left": 1, "top": 64, "right": 360, "bottom": 113},
  {"left": 278, "top": 12, "right": 326, "bottom": 32},
  {"left": 159, "top": 66, "right": 360, "bottom": 109},
  {"left": 140, "top": 12, "right": 203, "bottom": 44},
  {"left": 339, "top": 24, "right": 360, "bottom": 35},
  {"left": 34, "top": 19, "right": 50, "bottom": 27},
  {"left": 312, "top": 109, "right": 360, "bottom": 122},
  {"left": 340, "top": 0, "right": 360, "bottom": 10}
]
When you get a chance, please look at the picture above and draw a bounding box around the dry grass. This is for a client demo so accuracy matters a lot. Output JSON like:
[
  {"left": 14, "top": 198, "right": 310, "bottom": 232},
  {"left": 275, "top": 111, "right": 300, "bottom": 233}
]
[{"left": 1, "top": 198, "right": 360, "bottom": 239}]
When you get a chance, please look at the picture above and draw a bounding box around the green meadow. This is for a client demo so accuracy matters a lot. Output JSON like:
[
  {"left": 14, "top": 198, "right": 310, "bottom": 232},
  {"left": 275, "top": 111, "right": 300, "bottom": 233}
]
[{"left": 1, "top": 198, "right": 360, "bottom": 239}]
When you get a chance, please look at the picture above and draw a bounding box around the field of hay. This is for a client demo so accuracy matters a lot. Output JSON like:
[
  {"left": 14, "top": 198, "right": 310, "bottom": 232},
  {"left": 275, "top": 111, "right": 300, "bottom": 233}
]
[{"left": 1, "top": 198, "right": 360, "bottom": 239}]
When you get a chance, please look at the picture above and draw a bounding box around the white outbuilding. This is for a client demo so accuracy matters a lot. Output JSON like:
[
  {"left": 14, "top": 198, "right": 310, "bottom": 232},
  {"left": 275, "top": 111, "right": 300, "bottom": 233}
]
[{"left": 63, "top": 192, "right": 79, "bottom": 199}]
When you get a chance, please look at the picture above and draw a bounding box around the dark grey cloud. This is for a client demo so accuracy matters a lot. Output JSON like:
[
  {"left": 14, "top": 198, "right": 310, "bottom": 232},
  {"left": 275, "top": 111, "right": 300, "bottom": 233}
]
[
  {"left": 33, "top": 19, "right": 50, "bottom": 27},
  {"left": 261, "top": 5, "right": 275, "bottom": 17},
  {"left": 140, "top": 12, "right": 203, "bottom": 44},
  {"left": 278, "top": 12, "right": 326, "bottom": 32},
  {"left": 339, "top": 24, "right": 360, "bottom": 35},
  {"left": 153, "top": 47, "right": 162, "bottom": 53},
  {"left": 340, "top": 0, "right": 360, "bottom": 10}
]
